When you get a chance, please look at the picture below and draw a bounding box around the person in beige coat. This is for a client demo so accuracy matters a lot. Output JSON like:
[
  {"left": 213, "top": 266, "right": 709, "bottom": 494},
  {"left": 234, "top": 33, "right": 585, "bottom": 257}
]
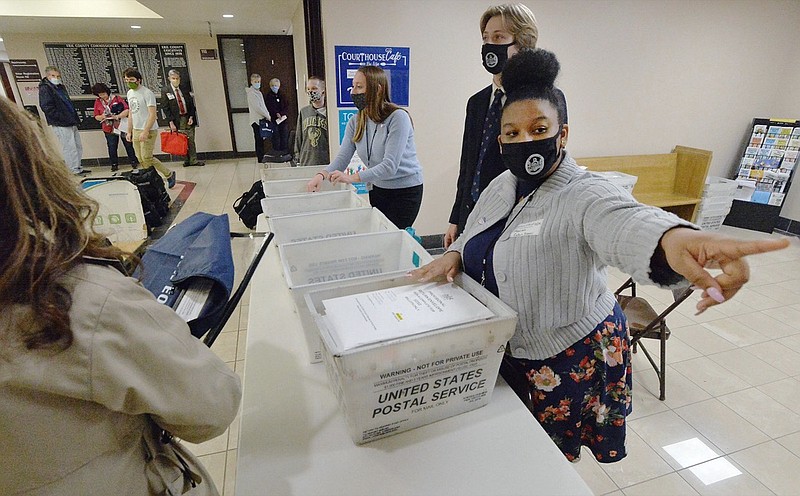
[{"left": 0, "top": 97, "right": 241, "bottom": 495}]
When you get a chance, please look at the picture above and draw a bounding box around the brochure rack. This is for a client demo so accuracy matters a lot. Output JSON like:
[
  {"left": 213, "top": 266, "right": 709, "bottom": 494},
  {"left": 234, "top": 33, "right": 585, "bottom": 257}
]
[{"left": 725, "top": 118, "right": 800, "bottom": 232}]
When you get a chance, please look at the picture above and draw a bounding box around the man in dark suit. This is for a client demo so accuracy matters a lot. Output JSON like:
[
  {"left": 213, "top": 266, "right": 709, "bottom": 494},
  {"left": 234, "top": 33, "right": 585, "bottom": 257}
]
[
  {"left": 161, "top": 69, "right": 204, "bottom": 167},
  {"left": 445, "top": 4, "right": 540, "bottom": 247}
]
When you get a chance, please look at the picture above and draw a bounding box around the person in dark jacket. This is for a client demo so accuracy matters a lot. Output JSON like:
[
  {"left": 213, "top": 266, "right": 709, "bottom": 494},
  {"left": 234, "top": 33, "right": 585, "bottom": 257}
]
[
  {"left": 444, "top": 3, "right": 540, "bottom": 247},
  {"left": 160, "top": 69, "right": 204, "bottom": 167},
  {"left": 38, "top": 65, "right": 88, "bottom": 175},
  {"left": 265, "top": 77, "right": 290, "bottom": 154}
]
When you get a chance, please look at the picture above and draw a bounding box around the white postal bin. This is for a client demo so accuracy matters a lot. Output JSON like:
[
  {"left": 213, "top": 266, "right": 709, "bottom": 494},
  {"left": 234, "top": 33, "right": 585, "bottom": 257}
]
[
  {"left": 279, "top": 230, "right": 433, "bottom": 363},
  {"left": 261, "top": 190, "right": 365, "bottom": 218},
  {"left": 305, "top": 274, "right": 518, "bottom": 445},
  {"left": 269, "top": 207, "right": 397, "bottom": 245},
  {"left": 262, "top": 178, "right": 351, "bottom": 197},
  {"left": 260, "top": 164, "right": 328, "bottom": 182},
  {"left": 592, "top": 171, "right": 638, "bottom": 193}
]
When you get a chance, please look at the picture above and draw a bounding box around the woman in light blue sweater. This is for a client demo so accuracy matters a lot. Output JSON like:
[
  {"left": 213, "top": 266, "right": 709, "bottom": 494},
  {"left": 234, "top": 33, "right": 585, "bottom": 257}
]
[
  {"left": 412, "top": 49, "right": 788, "bottom": 463},
  {"left": 306, "top": 65, "right": 424, "bottom": 229}
]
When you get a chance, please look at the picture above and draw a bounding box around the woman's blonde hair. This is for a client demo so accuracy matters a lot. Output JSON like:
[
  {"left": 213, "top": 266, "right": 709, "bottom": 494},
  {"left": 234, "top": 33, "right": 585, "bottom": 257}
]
[
  {"left": 0, "top": 97, "right": 126, "bottom": 350},
  {"left": 352, "top": 65, "right": 406, "bottom": 143},
  {"left": 480, "top": 3, "right": 539, "bottom": 50}
]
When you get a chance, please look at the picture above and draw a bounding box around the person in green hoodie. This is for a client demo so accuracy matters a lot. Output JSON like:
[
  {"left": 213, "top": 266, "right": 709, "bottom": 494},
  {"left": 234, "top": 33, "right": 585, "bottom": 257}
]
[{"left": 292, "top": 76, "right": 330, "bottom": 167}]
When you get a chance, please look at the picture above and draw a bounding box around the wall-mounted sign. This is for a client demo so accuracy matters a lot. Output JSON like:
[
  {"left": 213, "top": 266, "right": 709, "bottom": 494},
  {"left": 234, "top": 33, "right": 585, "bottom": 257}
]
[
  {"left": 10, "top": 59, "right": 42, "bottom": 82},
  {"left": 339, "top": 109, "right": 357, "bottom": 143},
  {"left": 335, "top": 45, "right": 410, "bottom": 107},
  {"left": 43, "top": 43, "right": 190, "bottom": 97},
  {"left": 200, "top": 49, "right": 218, "bottom": 60}
]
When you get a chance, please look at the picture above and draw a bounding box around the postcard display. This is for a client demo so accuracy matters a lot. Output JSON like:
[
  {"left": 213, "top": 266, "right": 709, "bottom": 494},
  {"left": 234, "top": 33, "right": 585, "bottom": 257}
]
[{"left": 725, "top": 119, "right": 800, "bottom": 233}]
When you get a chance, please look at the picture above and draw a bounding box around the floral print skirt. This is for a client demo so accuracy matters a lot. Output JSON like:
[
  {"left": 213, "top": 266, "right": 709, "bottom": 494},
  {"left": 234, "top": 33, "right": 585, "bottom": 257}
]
[{"left": 502, "top": 303, "right": 632, "bottom": 463}]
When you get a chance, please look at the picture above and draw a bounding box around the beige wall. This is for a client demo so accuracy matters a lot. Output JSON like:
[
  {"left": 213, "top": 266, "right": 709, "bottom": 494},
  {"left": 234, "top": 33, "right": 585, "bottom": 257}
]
[
  {"left": 2, "top": 32, "right": 233, "bottom": 159},
  {"left": 321, "top": 0, "right": 800, "bottom": 234},
  {"left": 5, "top": 2, "right": 800, "bottom": 230}
]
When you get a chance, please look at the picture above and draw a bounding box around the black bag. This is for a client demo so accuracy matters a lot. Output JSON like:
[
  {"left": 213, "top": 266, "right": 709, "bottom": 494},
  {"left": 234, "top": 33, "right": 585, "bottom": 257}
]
[
  {"left": 233, "top": 180, "right": 264, "bottom": 229},
  {"left": 121, "top": 167, "right": 171, "bottom": 231}
]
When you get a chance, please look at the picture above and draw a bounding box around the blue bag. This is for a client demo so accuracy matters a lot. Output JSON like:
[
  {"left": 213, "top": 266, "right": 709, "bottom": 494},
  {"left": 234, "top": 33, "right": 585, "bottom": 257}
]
[
  {"left": 134, "top": 212, "right": 235, "bottom": 337},
  {"left": 259, "top": 118, "right": 274, "bottom": 138}
]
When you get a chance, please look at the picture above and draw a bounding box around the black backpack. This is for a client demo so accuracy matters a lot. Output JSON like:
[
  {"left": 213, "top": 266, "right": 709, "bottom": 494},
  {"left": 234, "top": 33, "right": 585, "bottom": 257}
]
[
  {"left": 121, "top": 167, "right": 171, "bottom": 231},
  {"left": 233, "top": 180, "right": 264, "bottom": 229}
]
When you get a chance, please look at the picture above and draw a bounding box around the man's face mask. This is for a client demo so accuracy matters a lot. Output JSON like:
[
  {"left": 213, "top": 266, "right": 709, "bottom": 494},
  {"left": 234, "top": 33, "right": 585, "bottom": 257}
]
[
  {"left": 482, "top": 42, "right": 514, "bottom": 75},
  {"left": 307, "top": 90, "right": 323, "bottom": 102}
]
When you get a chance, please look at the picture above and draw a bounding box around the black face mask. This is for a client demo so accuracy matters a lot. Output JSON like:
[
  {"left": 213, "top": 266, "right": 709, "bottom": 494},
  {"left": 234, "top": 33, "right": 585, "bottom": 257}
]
[
  {"left": 482, "top": 42, "right": 514, "bottom": 75},
  {"left": 501, "top": 129, "right": 563, "bottom": 181},
  {"left": 352, "top": 93, "right": 367, "bottom": 111}
]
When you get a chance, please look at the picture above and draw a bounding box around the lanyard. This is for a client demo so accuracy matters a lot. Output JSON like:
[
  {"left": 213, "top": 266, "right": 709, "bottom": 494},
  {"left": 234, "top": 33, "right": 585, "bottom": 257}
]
[
  {"left": 365, "top": 121, "right": 380, "bottom": 166},
  {"left": 480, "top": 189, "right": 537, "bottom": 286}
]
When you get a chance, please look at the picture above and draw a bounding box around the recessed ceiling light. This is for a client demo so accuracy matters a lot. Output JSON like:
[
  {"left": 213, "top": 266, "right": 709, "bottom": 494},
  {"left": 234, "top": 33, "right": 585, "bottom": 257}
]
[
  {"left": 131, "top": 25, "right": 141, "bottom": 29},
  {"left": 223, "top": 14, "right": 234, "bottom": 18}
]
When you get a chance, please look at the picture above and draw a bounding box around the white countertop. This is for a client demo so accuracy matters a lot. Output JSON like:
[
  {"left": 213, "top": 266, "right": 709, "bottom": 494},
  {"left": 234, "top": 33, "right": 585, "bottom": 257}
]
[{"left": 236, "top": 216, "right": 592, "bottom": 496}]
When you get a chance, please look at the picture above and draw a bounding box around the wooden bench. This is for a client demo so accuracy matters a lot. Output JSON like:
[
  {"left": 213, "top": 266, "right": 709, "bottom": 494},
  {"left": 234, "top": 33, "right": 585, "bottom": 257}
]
[{"left": 577, "top": 145, "right": 712, "bottom": 223}]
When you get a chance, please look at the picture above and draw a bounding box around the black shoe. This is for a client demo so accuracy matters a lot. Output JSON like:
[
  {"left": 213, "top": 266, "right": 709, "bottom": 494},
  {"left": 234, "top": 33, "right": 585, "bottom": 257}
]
[
  {"left": 74, "top": 168, "right": 92, "bottom": 176},
  {"left": 167, "top": 171, "right": 177, "bottom": 189},
  {"left": 111, "top": 164, "right": 119, "bottom": 172},
  {"left": 183, "top": 161, "right": 205, "bottom": 167}
]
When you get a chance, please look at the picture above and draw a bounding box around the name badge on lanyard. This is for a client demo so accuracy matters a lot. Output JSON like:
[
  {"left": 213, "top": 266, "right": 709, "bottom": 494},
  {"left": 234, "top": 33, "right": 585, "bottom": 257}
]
[{"left": 510, "top": 219, "right": 543, "bottom": 237}]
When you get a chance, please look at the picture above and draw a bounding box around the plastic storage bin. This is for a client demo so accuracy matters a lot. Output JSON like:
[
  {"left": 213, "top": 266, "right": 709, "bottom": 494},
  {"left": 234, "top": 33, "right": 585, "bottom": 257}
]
[
  {"left": 268, "top": 207, "right": 397, "bottom": 245},
  {"left": 278, "top": 230, "right": 432, "bottom": 363},
  {"left": 261, "top": 190, "right": 365, "bottom": 218},
  {"left": 262, "top": 178, "right": 351, "bottom": 197},
  {"left": 260, "top": 164, "right": 328, "bottom": 182},
  {"left": 305, "top": 273, "right": 518, "bottom": 444}
]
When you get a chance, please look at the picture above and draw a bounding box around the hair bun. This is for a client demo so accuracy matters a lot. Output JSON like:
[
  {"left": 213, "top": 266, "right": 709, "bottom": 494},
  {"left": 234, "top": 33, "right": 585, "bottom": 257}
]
[{"left": 502, "top": 48, "right": 560, "bottom": 96}]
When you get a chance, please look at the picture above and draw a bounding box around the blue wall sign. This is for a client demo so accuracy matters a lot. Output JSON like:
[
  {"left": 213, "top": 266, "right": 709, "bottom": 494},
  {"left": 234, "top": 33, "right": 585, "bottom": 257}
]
[
  {"left": 339, "top": 109, "right": 357, "bottom": 144},
  {"left": 335, "top": 45, "right": 410, "bottom": 107}
]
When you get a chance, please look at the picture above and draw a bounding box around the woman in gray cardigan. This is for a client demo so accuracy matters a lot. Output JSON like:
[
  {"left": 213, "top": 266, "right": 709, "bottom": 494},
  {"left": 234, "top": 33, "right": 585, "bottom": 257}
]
[
  {"left": 411, "top": 49, "right": 788, "bottom": 463},
  {"left": 306, "top": 65, "right": 424, "bottom": 229}
]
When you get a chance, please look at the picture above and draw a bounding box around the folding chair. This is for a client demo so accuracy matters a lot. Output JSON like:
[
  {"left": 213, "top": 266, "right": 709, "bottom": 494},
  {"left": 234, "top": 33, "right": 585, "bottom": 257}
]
[{"left": 614, "top": 277, "right": 693, "bottom": 401}]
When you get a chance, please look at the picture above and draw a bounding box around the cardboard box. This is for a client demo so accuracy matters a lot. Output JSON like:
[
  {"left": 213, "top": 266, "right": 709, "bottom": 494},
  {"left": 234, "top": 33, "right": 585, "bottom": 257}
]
[
  {"left": 262, "top": 178, "right": 352, "bottom": 197},
  {"left": 268, "top": 207, "right": 397, "bottom": 245},
  {"left": 279, "top": 230, "right": 433, "bottom": 363},
  {"left": 260, "top": 190, "right": 364, "bottom": 218},
  {"left": 305, "top": 274, "right": 518, "bottom": 444}
]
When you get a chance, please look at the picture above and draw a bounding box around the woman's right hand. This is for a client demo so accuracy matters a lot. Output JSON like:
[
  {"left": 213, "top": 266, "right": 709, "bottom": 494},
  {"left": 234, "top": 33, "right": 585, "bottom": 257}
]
[
  {"left": 306, "top": 173, "right": 324, "bottom": 192},
  {"left": 408, "top": 251, "right": 463, "bottom": 283},
  {"left": 443, "top": 224, "right": 458, "bottom": 249}
]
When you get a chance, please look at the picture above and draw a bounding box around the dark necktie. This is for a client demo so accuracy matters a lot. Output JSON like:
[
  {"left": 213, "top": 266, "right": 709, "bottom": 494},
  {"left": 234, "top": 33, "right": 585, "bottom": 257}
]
[
  {"left": 471, "top": 88, "right": 504, "bottom": 202},
  {"left": 176, "top": 87, "right": 186, "bottom": 115}
]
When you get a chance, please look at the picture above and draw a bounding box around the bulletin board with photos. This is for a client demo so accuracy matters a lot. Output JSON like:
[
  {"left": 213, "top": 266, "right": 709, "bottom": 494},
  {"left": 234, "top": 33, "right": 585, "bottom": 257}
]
[{"left": 734, "top": 118, "right": 800, "bottom": 207}]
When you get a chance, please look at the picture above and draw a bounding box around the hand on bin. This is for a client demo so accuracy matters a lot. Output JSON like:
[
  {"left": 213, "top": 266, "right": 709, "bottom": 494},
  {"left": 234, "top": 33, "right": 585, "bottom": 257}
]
[{"left": 408, "top": 251, "right": 463, "bottom": 283}]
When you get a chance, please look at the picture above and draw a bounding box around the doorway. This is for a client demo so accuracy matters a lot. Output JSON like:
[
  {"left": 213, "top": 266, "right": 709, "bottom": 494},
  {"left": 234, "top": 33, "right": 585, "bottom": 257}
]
[{"left": 218, "top": 35, "right": 297, "bottom": 156}]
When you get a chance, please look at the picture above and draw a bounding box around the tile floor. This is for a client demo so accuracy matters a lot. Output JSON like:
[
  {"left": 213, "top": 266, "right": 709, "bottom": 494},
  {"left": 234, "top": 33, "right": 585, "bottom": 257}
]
[{"left": 98, "top": 159, "right": 800, "bottom": 495}]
